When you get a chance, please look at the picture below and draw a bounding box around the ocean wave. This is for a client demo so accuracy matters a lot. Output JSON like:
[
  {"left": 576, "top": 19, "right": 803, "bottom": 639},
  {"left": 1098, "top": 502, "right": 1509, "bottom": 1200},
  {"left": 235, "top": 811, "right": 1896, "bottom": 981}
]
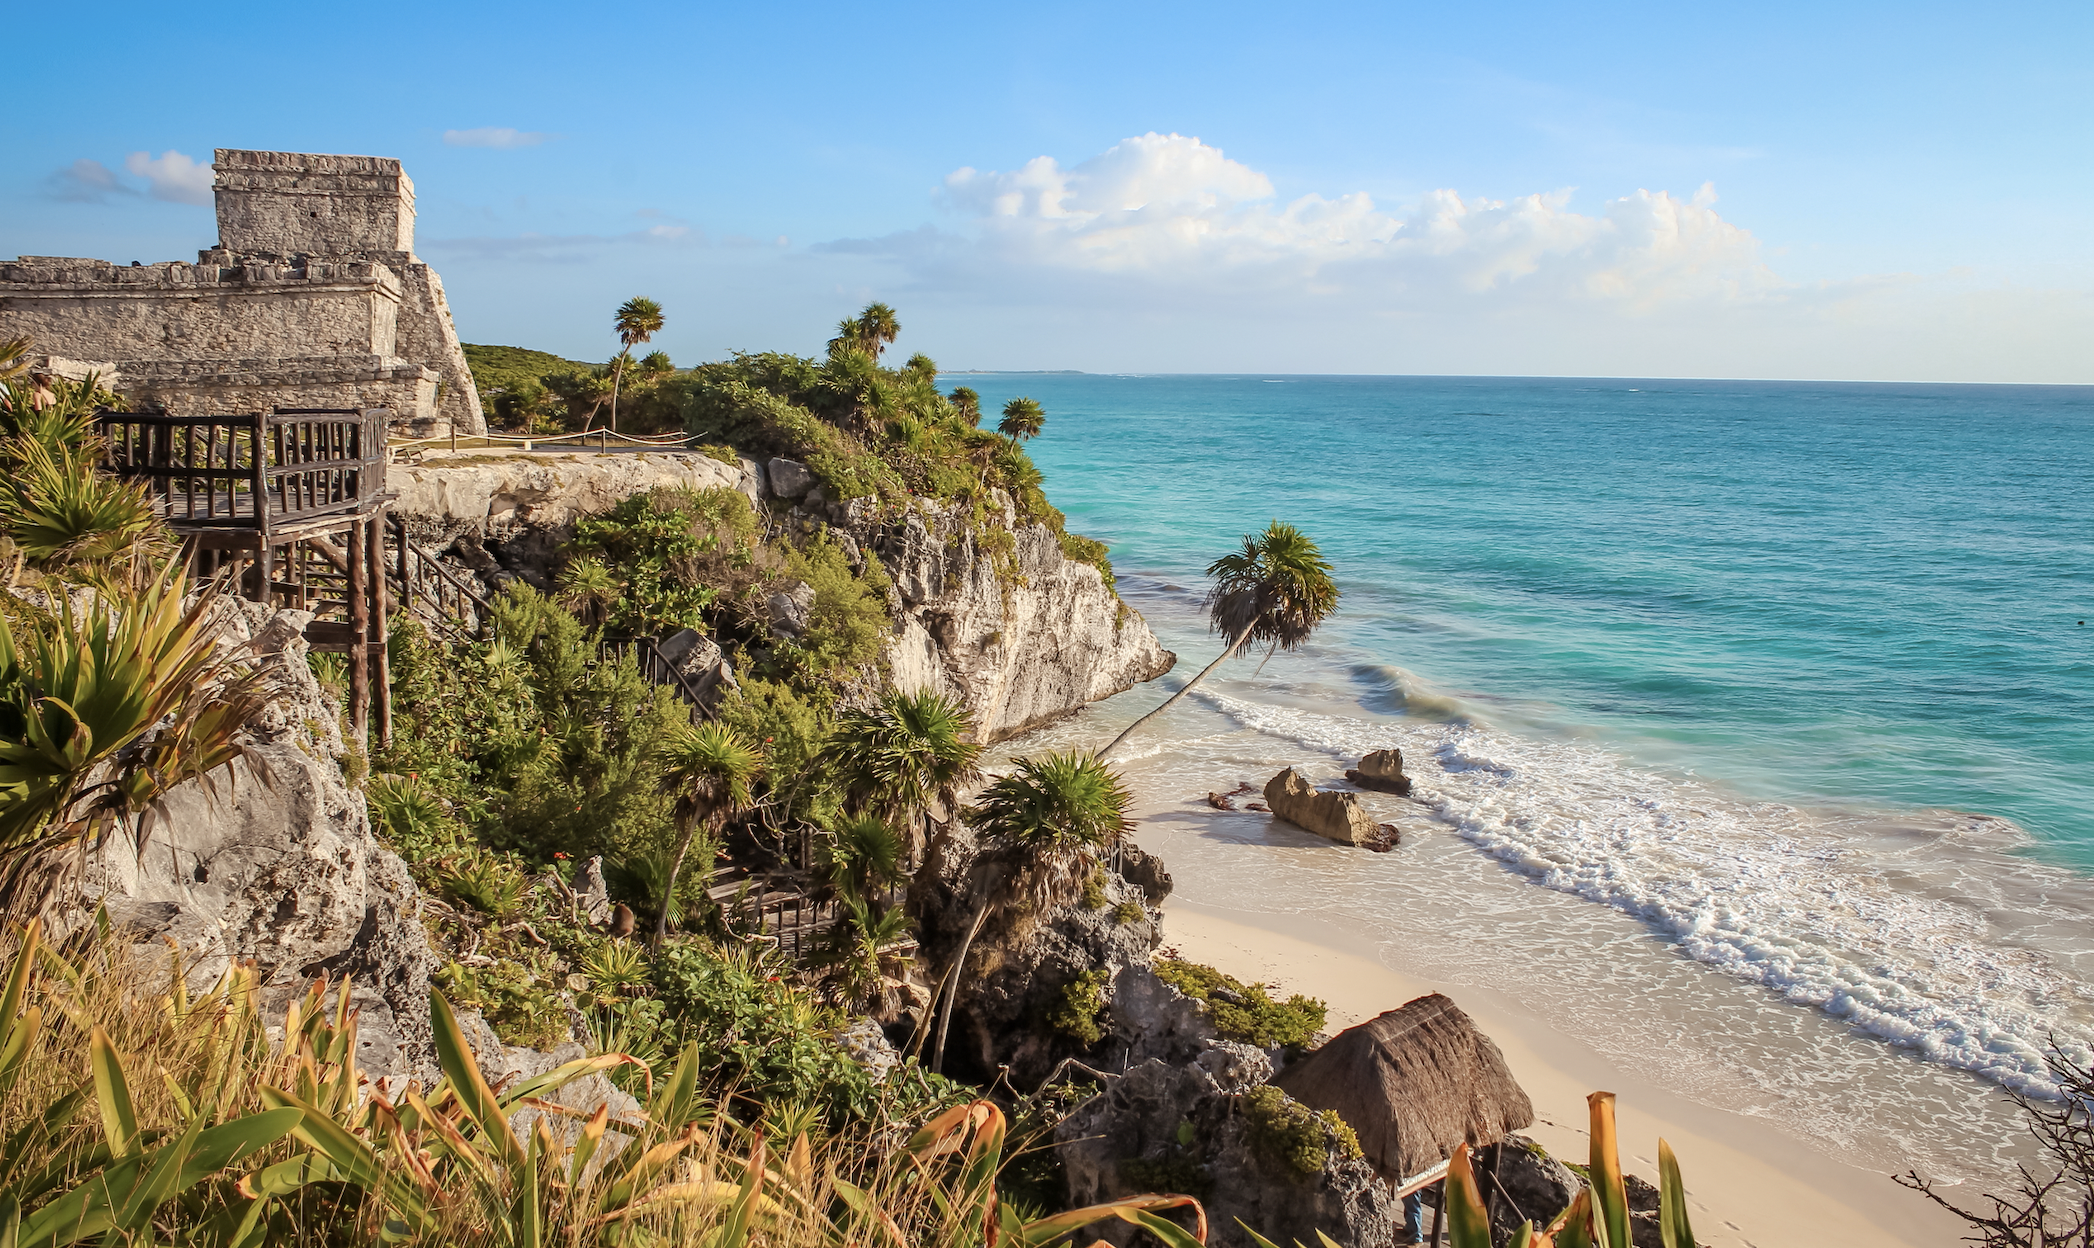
[
  {"left": 1346, "top": 662, "right": 1481, "bottom": 723},
  {"left": 1194, "top": 689, "right": 2094, "bottom": 1097}
]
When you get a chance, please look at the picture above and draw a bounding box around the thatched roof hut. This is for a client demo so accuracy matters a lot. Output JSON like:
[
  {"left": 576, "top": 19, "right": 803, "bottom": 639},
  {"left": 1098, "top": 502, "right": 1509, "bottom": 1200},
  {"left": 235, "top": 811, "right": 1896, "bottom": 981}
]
[{"left": 1273, "top": 993, "right": 1533, "bottom": 1184}]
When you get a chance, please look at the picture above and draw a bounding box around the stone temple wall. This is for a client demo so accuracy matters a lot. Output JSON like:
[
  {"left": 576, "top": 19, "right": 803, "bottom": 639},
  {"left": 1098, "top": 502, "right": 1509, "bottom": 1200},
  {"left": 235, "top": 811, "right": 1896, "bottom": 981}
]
[{"left": 0, "top": 148, "right": 484, "bottom": 437}]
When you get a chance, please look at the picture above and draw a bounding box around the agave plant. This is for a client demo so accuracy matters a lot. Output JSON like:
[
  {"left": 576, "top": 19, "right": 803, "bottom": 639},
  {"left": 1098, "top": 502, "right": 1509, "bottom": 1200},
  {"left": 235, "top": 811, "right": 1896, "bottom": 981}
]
[
  {"left": 0, "top": 565, "right": 264, "bottom": 912},
  {"left": 0, "top": 921, "right": 306, "bottom": 1248},
  {"left": 1421, "top": 1091, "right": 1697, "bottom": 1248},
  {"left": 0, "top": 435, "right": 159, "bottom": 564}
]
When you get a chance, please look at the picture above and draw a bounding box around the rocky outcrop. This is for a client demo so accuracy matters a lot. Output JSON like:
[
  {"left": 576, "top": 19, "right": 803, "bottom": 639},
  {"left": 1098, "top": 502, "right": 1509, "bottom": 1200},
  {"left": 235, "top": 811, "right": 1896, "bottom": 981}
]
[
  {"left": 1473, "top": 1135, "right": 1583, "bottom": 1245},
  {"left": 1346, "top": 748, "right": 1413, "bottom": 796},
  {"left": 911, "top": 827, "right": 1169, "bottom": 1086},
  {"left": 66, "top": 600, "right": 435, "bottom": 1078},
  {"left": 848, "top": 491, "right": 1174, "bottom": 742},
  {"left": 656, "top": 627, "right": 740, "bottom": 708},
  {"left": 1264, "top": 768, "right": 1397, "bottom": 850},
  {"left": 1058, "top": 1055, "right": 1402, "bottom": 1248},
  {"left": 392, "top": 450, "right": 760, "bottom": 537},
  {"left": 392, "top": 451, "right": 1175, "bottom": 744}
]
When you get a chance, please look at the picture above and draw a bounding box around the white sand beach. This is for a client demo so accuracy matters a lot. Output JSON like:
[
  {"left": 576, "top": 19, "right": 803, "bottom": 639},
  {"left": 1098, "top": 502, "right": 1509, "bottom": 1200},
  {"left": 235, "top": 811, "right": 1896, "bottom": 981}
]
[{"left": 1161, "top": 900, "right": 1971, "bottom": 1248}]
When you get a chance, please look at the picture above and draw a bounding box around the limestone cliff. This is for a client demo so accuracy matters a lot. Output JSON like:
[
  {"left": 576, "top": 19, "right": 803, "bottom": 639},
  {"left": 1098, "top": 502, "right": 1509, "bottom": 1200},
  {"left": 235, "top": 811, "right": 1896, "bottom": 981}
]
[
  {"left": 391, "top": 449, "right": 1174, "bottom": 740},
  {"left": 62, "top": 599, "right": 433, "bottom": 1078}
]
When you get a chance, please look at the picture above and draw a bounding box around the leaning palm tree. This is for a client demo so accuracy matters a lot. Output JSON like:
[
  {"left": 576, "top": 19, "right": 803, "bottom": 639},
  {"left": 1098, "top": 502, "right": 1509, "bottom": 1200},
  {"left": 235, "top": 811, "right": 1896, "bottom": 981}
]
[
  {"left": 1099, "top": 520, "right": 1340, "bottom": 760},
  {"left": 832, "top": 688, "right": 983, "bottom": 875},
  {"left": 608, "top": 296, "right": 665, "bottom": 435},
  {"left": 652, "top": 721, "right": 763, "bottom": 945},
  {"left": 997, "top": 397, "right": 1045, "bottom": 447},
  {"left": 932, "top": 751, "right": 1134, "bottom": 1070}
]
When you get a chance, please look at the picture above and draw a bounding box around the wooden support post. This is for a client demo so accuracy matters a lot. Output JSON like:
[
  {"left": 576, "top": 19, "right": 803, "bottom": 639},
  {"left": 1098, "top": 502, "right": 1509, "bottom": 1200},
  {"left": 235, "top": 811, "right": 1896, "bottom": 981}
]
[
  {"left": 369, "top": 515, "right": 392, "bottom": 751},
  {"left": 347, "top": 520, "right": 370, "bottom": 743},
  {"left": 253, "top": 542, "right": 273, "bottom": 607}
]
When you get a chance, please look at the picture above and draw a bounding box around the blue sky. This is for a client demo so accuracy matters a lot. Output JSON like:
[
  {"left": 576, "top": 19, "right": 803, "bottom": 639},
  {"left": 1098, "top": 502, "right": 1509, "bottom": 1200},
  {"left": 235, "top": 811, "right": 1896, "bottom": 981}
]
[{"left": 8, "top": 0, "right": 2091, "bottom": 381}]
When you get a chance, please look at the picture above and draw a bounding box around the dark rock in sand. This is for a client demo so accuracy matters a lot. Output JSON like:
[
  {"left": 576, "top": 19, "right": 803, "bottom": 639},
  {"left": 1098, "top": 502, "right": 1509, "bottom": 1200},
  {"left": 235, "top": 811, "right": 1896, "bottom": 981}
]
[
  {"left": 1345, "top": 748, "right": 1413, "bottom": 796},
  {"left": 1265, "top": 767, "right": 1383, "bottom": 847}
]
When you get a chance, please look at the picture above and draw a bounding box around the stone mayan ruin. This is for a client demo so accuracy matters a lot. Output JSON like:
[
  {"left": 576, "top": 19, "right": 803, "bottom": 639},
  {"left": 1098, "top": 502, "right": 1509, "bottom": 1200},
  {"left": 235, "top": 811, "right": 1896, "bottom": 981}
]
[{"left": 0, "top": 149, "right": 486, "bottom": 437}]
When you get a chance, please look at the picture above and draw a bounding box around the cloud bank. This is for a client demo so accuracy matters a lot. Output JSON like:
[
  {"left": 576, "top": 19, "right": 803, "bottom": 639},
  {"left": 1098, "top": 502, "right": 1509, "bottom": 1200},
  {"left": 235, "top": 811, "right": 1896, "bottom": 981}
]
[
  {"left": 124, "top": 150, "right": 214, "bottom": 204},
  {"left": 832, "top": 132, "right": 1776, "bottom": 311},
  {"left": 814, "top": 133, "right": 2090, "bottom": 381},
  {"left": 46, "top": 150, "right": 213, "bottom": 205}
]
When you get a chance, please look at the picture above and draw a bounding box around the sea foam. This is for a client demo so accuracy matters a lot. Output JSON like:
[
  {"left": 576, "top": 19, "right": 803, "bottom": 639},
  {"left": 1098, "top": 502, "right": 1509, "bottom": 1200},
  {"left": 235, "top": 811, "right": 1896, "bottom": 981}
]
[{"left": 1194, "top": 687, "right": 2094, "bottom": 1098}]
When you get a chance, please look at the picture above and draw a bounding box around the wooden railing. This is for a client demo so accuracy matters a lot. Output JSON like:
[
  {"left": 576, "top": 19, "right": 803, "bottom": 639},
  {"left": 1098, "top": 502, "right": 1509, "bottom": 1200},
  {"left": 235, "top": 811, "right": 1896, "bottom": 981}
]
[
  {"left": 99, "top": 407, "right": 385, "bottom": 535},
  {"left": 599, "top": 636, "right": 713, "bottom": 724},
  {"left": 388, "top": 516, "right": 492, "bottom": 642}
]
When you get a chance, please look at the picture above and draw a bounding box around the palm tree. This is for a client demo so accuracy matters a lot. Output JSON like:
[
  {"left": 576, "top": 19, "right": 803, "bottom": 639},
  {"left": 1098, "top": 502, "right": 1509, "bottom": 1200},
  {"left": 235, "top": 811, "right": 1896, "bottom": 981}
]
[
  {"left": 855, "top": 302, "right": 900, "bottom": 360},
  {"left": 949, "top": 386, "right": 982, "bottom": 427},
  {"left": 638, "top": 350, "right": 675, "bottom": 377},
  {"left": 553, "top": 556, "right": 622, "bottom": 629},
  {"left": 932, "top": 750, "right": 1134, "bottom": 1070},
  {"left": 1099, "top": 520, "right": 1339, "bottom": 760},
  {"left": 653, "top": 721, "right": 763, "bottom": 945},
  {"left": 609, "top": 297, "right": 665, "bottom": 435},
  {"left": 832, "top": 688, "right": 983, "bottom": 872},
  {"left": 904, "top": 352, "right": 938, "bottom": 381},
  {"left": 998, "top": 397, "right": 1044, "bottom": 447},
  {"left": 823, "top": 812, "right": 904, "bottom": 906}
]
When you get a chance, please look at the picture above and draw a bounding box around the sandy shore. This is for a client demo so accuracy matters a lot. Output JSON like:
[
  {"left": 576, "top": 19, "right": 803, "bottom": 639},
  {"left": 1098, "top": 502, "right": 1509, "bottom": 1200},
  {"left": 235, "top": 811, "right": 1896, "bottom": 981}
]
[{"left": 1160, "top": 899, "right": 1969, "bottom": 1248}]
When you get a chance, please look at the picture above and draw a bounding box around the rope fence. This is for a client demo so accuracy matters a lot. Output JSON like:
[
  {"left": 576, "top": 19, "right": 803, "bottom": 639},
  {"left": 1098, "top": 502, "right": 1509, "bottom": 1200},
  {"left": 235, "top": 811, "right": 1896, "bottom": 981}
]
[{"left": 388, "top": 426, "right": 704, "bottom": 456}]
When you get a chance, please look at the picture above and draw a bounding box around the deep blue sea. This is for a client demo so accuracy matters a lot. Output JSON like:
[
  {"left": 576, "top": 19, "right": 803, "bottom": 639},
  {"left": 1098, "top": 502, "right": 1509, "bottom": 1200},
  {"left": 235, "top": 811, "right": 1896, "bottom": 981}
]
[
  {"left": 975, "top": 374, "right": 2094, "bottom": 854},
  {"left": 953, "top": 372, "right": 2094, "bottom": 1171}
]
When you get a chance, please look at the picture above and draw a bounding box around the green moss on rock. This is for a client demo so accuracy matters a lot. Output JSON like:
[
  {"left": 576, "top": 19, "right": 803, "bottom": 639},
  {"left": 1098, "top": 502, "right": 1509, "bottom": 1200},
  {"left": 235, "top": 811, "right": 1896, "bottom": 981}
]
[{"left": 1154, "top": 958, "right": 1327, "bottom": 1052}]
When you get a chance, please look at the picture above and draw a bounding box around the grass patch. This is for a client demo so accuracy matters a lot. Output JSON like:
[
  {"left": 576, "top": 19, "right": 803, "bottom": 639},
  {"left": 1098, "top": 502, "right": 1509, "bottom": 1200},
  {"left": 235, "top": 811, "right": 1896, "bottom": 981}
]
[
  {"left": 1045, "top": 969, "right": 1112, "bottom": 1046},
  {"left": 1153, "top": 958, "right": 1327, "bottom": 1053},
  {"left": 1240, "top": 1085, "right": 1362, "bottom": 1178}
]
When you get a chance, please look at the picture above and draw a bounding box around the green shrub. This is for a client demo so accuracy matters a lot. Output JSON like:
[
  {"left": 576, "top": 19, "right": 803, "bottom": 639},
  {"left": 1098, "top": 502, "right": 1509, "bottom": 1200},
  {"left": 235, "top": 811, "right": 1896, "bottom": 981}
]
[
  {"left": 1240, "top": 1085, "right": 1362, "bottom": 1178},
  {"left": 435, "top": 951, "right": 566, "bottom": 1050},
  {"left": 1114, "top": 900, "right": 1146, "bottom": 925},
  {"left": 783, "top": 536, "right": 893, "bottom": 677},
  {"left": 1045, "top": 969, "right": 1112, "bottom": 1046},
  {"left": 716, "top": 676, "right": 838, "bottom": 828},
  {"left": 1080, "top": 869, "right": 1110, "bottom": 911},
  {"left": 436, "top": 851, "right": 527, "bottom": 919},
  {"left": 649, "top": 941, "right": 952, "bottom": 1125},
  {"left": 1059, "top": 531, "right": 1117, "bottom": 593},
  {"left": 1154, "top": 958, "right": 1327, "bottom": 1053},
  {"left": 569, "top": 489, "right": 726, "bottom": 636},
  {"left": 377, "top": 594, "right": 683, "bottom": 868}
]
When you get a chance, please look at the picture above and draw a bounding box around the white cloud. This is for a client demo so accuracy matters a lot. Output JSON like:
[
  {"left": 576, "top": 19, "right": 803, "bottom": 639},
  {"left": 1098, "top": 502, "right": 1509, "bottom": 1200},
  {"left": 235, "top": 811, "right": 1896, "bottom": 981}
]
[
  {"left": 806, "top": 132, "right": 2094, "bottom": 380},
  {"left": 444, "top": 127, "right": 549, "bottom": 150},
  {"left": 46, "top": 158, "right": 134, "bottom": 202},
  {"left": 122, "top": 150, "right": 213, "bottom": 205},
  {"left": 917, "top": 132, "right": 1777, "bottom": 309}
]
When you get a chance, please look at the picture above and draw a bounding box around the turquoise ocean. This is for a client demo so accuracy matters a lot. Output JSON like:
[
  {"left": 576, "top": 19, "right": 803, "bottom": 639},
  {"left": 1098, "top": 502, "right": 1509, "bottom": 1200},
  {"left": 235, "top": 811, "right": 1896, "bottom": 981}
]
[{"left": 956, "top": 372, "right": 2094, "bottom": 1181}]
